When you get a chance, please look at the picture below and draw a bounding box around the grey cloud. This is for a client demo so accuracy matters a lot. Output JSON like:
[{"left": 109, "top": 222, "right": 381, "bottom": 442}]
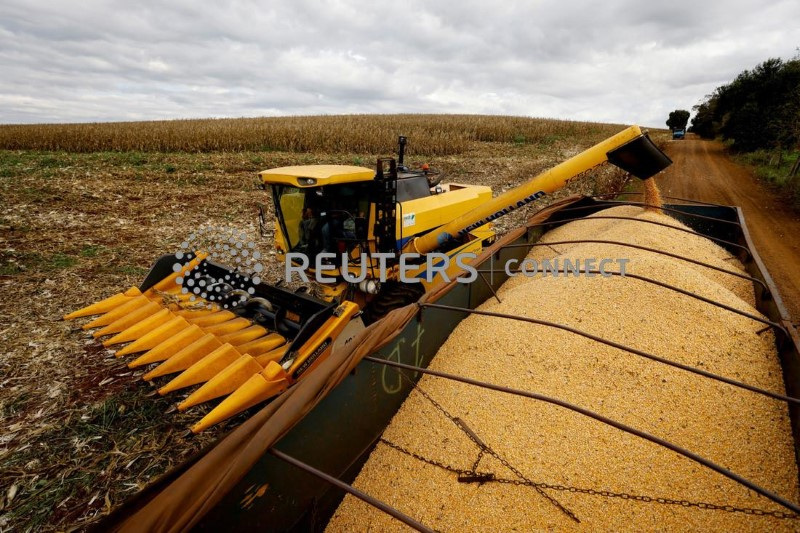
[{"left": 1, "top": 0, "right": 799, "bottom": 127}]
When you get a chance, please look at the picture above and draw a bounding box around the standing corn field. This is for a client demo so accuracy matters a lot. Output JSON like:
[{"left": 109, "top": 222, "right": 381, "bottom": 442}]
[{"left": 0, "top": 115, "right": 626, "bottom": 155}]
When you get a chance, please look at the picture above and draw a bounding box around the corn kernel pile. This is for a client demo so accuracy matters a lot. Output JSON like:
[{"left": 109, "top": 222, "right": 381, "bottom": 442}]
[{"left": 328, "top": 204, "right": 799, "bottom": 532}]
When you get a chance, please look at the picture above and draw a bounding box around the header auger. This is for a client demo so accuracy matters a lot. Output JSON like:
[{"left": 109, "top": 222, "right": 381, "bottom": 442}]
[
  {"left": 65, "top": 125, "right": 671, "bottom": 433},
  {"left": 65, "top": 253, "right": 360, "bottom": 433}
]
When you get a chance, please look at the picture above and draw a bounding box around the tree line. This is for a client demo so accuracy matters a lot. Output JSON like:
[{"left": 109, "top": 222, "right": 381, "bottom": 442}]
[{"left": 690, "top": 56, "right": 800, "bottom": 152}]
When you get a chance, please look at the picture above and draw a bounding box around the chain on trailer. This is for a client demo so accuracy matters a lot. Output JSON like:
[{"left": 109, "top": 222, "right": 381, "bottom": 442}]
[
  {"left": 408, "top": 380, "right": 580, "bottom": 522},
  {"left": 374, "top": 361, "right": 799, "bottom": 521},
  {"left": 379, "top": 438, "right": 798, "bottom": 520}
]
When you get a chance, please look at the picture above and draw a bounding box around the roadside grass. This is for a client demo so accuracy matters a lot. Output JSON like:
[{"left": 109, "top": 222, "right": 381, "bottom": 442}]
[{"left": 737, "top": 149, "right": 800, "bottom": 208}]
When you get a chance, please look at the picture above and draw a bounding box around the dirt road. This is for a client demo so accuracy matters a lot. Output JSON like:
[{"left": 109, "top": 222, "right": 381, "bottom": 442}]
[{"left": 653, "top": 137, "right": 800, "bottom": 321}]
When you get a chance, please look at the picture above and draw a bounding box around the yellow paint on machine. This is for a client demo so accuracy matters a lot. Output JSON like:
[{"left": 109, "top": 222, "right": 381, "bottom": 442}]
[{"left": 190, "top": 301, "right": 359, "bottom": 433}]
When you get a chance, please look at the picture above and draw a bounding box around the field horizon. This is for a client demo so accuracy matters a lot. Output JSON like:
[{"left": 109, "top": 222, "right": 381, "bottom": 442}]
[{"left": 0, "top": 113, "right": 665, "bottom": 155}]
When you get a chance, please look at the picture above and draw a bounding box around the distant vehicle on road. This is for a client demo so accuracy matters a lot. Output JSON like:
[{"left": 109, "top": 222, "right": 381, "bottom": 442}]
[{"left": 672, "top": 128, "right": 685, "bottom": 140}]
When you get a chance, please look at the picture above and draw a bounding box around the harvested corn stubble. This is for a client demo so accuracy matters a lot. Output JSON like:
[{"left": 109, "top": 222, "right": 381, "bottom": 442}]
[{"left": 327, "top": 205, "right": 799, "bottom": 532}]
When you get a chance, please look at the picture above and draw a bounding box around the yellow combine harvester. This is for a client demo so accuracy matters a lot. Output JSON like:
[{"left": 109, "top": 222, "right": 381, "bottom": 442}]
[{"left": 65, "top": 125, "right": 671, "bottom": 433}]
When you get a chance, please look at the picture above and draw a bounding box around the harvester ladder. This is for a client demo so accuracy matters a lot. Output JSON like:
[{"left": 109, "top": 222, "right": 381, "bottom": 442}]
[{"left": 373, "top": 157, "right": 398, "bottom": 259}]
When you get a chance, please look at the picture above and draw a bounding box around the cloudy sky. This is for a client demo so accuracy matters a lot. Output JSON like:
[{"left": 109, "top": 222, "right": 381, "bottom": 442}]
[{"left": 1, "top": 0, "right": 798, "bottom": 127}]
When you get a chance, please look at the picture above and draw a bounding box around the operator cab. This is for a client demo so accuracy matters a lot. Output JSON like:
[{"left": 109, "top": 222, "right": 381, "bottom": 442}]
[
  {"left": 274, "top": 182, "right": 371, "bottom": 257},
  {"left": 261, "top": 166, "right": 374, "bottom": 260},
  {"left": 260, "top": 137, "right": 444, "bottom": 266}
]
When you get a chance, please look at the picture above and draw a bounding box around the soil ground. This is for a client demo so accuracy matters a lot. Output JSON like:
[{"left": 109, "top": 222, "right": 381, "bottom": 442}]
[
  {"left": 0, "top": 139, "right": 626, "bottom": 531},
  {"left": 652, "top": 136, "right": 800, "bottom": 322}
]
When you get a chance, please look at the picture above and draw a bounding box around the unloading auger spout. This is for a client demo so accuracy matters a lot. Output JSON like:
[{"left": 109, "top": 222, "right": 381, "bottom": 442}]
[{"left": 402, "top": 125, "right": 672, "bottom": 255}]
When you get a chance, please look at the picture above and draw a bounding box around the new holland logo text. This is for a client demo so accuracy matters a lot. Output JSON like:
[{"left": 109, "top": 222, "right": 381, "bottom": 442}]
[
  {"left": 293, "top": 338, "right": 332, "bottom": 379},
  {"left": 459, "top": 190, "right": 547, "bottom": 235}
]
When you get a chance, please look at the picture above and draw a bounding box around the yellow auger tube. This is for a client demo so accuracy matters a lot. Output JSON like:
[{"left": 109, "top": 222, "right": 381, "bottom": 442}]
[{"left": 403, "top": 125, "right": 646, "bottom": 255}]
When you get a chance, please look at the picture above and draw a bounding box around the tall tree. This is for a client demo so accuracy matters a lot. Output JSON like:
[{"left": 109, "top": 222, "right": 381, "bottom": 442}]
[
  {"left": 666, "top": 109, "right": 690, "bottom": 130},
  {"left": 690, "top": 96, "right": 717, "bottom": 138}
]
